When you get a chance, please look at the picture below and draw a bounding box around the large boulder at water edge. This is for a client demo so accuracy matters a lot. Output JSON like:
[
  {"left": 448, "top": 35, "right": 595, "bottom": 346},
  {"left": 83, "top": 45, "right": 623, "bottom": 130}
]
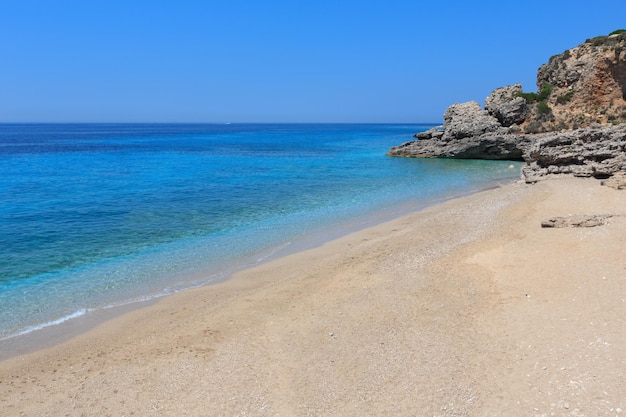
[
  {"left": 387, "top": 98, "right": 529, "bottom": 160},
  {"left": 441, "top": 101, "right": 501, "bottom": 140}
]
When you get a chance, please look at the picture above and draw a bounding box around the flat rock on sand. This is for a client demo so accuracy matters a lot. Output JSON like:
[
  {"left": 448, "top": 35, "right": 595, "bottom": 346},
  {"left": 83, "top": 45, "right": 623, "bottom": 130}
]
[
  {"left": 541, "top": 214, "right": 614, "bottom": 228},
  {"left": 1, "top": 178, "right": 625, "bottom": 416}
]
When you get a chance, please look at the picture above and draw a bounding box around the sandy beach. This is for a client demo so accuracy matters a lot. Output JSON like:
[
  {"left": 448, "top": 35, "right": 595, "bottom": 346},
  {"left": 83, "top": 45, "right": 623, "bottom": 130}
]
[{"left": 1, "top": 177, "right": 625, "bottom": 416}]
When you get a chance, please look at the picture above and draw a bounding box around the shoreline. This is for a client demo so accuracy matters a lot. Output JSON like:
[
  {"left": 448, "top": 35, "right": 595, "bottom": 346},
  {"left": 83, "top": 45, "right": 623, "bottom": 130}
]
[
  {"left": 2, "top": 177, "right": 625, "bottom": 415},
  {"left": 0, "top": 175, "right": 516, "bottom": 360}
]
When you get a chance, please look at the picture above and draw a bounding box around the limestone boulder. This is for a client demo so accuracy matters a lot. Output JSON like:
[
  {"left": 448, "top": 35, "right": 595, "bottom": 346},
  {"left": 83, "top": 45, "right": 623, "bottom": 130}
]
[
  {"left": 521, "top": 124, "right": 626, "bottom": 182},
  {"left": 441, "top": 101, "right": 500, "bottom": 141},
  {"left": 484, "top": 84, "right": 529, "bottom": 127}
]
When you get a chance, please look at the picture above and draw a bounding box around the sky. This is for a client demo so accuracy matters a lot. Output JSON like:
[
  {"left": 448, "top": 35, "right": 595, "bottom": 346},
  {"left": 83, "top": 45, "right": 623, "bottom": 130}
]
[{"left": 1, "top": 1, "right": 625, "bottom": 123}]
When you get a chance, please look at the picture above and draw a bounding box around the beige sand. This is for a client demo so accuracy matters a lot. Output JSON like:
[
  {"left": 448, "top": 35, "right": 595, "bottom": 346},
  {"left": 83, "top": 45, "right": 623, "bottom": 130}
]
[{"left": 1, "top": 178, "right": 625, "bottom": 416}]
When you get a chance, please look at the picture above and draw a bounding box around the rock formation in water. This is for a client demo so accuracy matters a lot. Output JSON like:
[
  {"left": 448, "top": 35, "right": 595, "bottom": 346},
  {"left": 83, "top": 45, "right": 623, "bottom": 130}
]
[
  {"left": 388, "top": 88, "right": 531, "bottom": 161},
  {"left": 388, "top": 30, "right": 626, "bottom": 182}
]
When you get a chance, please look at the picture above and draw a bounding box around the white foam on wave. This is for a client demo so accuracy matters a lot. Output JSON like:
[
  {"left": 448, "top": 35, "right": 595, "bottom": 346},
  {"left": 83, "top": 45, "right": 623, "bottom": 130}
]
[
  {"left": 256, "top": 241, "right": 292, "bottom": 262},
  {"left": 0, "top": 272, "right": 227, "bottom": 342},
  {"left": 0, "top": 308, "right": 93, "bottom": 341}
]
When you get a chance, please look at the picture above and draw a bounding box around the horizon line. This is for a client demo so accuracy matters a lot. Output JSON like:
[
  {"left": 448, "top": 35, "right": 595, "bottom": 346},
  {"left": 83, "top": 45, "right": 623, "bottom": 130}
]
[{"left": 0, "top": 121, "right": 442, "bottom": 125}]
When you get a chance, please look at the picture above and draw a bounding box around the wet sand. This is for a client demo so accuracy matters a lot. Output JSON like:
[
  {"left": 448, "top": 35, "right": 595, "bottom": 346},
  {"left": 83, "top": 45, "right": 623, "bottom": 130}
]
[{"left": 1, "top": 178, "right": 625, "bottom": 416}]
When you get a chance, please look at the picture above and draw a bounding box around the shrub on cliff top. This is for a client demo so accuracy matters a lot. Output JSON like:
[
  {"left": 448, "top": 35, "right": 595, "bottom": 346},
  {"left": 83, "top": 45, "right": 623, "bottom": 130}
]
[
  {"left": 537, "top": 82, "right": 553, "bottom": 101},
  {"left": 517, "top": 82, "right": 553, "bottom": 103},
  {"left": 586, "top": 31, "right": 626, "bottom": 46},
  {"left": 517, "top": 91, "right": 539, "bottom": 103},
  {"left": 589, "top": 36, "right": 609, "bottom": 46}
]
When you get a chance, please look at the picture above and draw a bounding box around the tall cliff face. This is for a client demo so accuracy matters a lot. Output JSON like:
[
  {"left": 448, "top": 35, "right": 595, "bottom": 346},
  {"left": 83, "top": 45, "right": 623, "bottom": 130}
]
[{"left": 530, "top": 31, "right": 626, "bottom": 131}]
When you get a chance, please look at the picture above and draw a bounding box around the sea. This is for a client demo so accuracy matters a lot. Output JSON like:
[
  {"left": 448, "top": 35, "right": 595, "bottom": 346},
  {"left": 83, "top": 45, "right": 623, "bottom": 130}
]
[{"left": 0, "top": 123, "right": 521, "bottom": 343}]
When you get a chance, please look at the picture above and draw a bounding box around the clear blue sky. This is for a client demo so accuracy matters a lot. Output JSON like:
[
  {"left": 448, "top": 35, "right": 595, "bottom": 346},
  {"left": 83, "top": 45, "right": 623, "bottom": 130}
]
[{"left": 1, "top": 0, "right": 625, "bottom": 123}]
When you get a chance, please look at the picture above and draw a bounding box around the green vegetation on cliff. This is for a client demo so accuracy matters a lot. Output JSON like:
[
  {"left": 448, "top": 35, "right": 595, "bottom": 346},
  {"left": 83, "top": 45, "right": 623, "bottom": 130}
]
[{"left": 517, "top": 82, "right": 553, "bottom": 104}]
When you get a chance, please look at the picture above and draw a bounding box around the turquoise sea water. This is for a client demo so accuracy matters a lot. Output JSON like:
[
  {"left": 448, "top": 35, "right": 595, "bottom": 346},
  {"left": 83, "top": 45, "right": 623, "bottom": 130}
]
[{"left": 0, "top": 123, "right": 521, "bottom": 341}]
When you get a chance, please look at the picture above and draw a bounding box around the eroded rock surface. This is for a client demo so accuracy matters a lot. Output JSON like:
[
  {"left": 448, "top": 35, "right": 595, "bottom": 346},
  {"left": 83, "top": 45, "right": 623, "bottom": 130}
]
[
  {"left": 441, "top": 101, "right": 501, "bottom": 141},
  {"left": 536, "top": 32, "right": 626, "bottom": 129},
  {"left": 521, "top": 124, "right": 626, "bottom": 182},
  {"left": 387, "top": 91, "right": 530, "bottom": 160},
  {"left": 484, "top": 84, "right": 529, "bottom": 127},
  {"left": 541, "top": 215, "right": 614, "bottom": 228}
]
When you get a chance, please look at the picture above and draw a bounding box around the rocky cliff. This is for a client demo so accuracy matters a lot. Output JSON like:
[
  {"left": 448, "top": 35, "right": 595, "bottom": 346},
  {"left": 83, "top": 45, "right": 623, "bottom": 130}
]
[
  {"left": 535, "top": 32, "right": 626, "bottom": 130},
  {"left": 389, "top": 30, "right": 626, "bottom": 182}
]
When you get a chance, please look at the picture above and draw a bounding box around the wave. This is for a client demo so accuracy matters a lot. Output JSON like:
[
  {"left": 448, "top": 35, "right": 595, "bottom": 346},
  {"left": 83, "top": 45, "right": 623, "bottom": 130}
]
[{"left": 0, "top": 308, "right": 92, "bottom": 341}]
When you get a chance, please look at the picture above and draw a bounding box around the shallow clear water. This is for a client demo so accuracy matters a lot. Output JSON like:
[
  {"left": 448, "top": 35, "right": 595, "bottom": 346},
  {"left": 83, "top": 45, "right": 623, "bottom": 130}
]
[{"left": 0, "top": 123, "right": 521, "bottom": 339}]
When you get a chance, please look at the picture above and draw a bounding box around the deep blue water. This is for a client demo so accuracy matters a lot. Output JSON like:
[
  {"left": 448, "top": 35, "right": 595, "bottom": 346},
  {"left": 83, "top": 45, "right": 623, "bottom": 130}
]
[{"left": 0, "top": 123, "right": 521, "bottom": 340}]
